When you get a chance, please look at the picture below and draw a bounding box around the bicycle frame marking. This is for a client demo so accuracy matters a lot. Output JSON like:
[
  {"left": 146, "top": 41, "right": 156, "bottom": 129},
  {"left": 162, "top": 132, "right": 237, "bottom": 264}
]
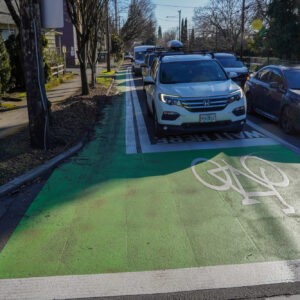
[{"left": 191, "top": 156, "right": 295, "bottom": 215}]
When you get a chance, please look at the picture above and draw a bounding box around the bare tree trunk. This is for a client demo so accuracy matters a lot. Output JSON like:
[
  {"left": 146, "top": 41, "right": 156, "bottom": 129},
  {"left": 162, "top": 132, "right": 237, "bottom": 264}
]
[
  {"left": 91, "top": 63, "right": 96, "bottom": 88},
  {"left": 106, "top": 0, "right": 111, "bottom": 72},
  {"left": 19, "top": 0, "right": 49, "bottom": 149},
  {"left": 77, "top": 41, "right": 89, "bottom": 95}
]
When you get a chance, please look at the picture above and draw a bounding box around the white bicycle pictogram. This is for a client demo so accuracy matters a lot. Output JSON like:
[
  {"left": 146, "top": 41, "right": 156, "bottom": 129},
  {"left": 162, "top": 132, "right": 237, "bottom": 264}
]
[{"left": 191, "top": 156, "right": 295, "bottom": 214}]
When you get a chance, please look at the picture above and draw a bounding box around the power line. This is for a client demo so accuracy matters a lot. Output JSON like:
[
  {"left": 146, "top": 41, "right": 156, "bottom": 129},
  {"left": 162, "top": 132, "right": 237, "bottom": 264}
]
[{"left": 153, "top": 3, "right": 198, "bottom": 9}]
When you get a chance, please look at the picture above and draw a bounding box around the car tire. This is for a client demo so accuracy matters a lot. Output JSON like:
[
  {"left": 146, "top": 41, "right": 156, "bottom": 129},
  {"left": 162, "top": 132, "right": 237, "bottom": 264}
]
[
  {"left": 280, "top": 106, "right": 295, "bottom": 134},
  {"left": 146, "top": 101, "right": 152, "bottom": 117},
  {"left": 232, "top": 124, "right": 245, "bottom": 133},
  {"left": 246, "top": 93, "right": 254, "bottom": 114},
  {"left": 153, "top": 107, "right": 163, "bottom": 138}
]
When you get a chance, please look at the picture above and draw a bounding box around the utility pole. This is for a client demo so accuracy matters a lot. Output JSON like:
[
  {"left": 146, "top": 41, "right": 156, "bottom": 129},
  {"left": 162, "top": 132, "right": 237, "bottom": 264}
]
[
  {"left": 240, "top": 0, "right": 246, "bottom": 60},
  {"left": 178, "top": 10, "right": 182, "bottom": 41},
  {"left": 114, "top": 0, "right": 118, "bottom": 34},
  {"left": 106, "top": 0, "right": 111, "bottom": 72},
  {"left": 19, "top": 0, "right": 49, "bottom": 149}
]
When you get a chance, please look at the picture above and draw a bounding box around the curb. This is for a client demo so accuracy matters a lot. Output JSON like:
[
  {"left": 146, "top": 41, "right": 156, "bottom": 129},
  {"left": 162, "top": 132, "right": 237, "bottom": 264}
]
[
  {"left": 0, "top": 135, "right": 87, "bottom": 198},
  {"left": 0, "top": 66, "right": 121, "bottom": 198}
]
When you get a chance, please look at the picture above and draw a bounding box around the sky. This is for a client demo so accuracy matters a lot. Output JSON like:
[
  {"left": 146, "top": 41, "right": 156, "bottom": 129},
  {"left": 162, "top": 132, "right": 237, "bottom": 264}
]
[{"left": 153, "top": 0, "right": 209, "bottom": 34}]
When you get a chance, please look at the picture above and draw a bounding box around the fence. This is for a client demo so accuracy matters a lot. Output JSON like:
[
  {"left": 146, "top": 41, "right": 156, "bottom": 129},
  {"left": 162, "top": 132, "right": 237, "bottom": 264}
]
[
  {"left": 242, "top": 56, "right": 300, "bottom": 71},
  {"left": 51, "top": 64, "right": 64, "bottom": 77}
]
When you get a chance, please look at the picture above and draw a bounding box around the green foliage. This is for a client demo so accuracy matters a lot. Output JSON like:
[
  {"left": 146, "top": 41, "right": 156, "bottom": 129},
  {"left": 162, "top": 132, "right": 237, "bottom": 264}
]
[
  {"left": 266, "top": 0, "right": 300, "bottom": 59},
  {"left": 42, "top": 35, "right": 52, "bottom": 82},
  {"left": 111, "top": 34, "right": 124, "bottom": 59},
  {"left": 181, "top": 18, "right": 188, "bottom": 50},
  {"left": 5, "top": 34, "right": 52, "bottom": 90},
  {"left": 5, "top": 34, "right": 24, "bottom": 90},
  {"left": 158, "top": 26, "right": 162, "bottom": 39},
  {"left": 0, "top": 35, "right": 11, "bottom": 95}
]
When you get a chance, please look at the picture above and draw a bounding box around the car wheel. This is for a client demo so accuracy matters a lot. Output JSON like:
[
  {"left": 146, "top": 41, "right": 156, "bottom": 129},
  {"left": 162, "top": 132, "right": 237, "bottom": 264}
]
[
  {"left": 246, "top": 93, "right": 254, "bottom": 114},
  {"left": 232, "top": 123, "right": 245, "bottom": 133},
  {"left": 280, "top": 107, "right": 295, "bottom": 134},
  {"left": 153, "top": 107, "right": 163, "bottom": 138}
]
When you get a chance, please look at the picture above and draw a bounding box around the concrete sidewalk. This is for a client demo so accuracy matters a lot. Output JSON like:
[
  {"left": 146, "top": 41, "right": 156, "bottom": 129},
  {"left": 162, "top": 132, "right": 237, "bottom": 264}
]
[{"left": 0, "top": 65, "right": 105, "bottom": 139}]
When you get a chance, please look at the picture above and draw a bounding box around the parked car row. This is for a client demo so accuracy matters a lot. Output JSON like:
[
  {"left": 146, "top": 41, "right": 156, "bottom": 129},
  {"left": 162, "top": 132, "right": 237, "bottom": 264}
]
[
  {"left": 130, "top": 41, "right": 300, "bottom": 137},
  {"left": 244, "top": 65, "right": 300, "bottom": 134}
]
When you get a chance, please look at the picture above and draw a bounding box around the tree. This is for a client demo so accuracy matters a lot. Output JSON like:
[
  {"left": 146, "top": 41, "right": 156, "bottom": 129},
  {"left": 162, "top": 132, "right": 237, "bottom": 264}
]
[
  {"left": 111, "top": 33, "right": 124, "bottom": 58},
  {"left": 189, "top": 28, "right": 196, "bottom": 51},
  {"left": 158, "top": 26, "right": 162, "bottom": 39},
  {"left": 19, "top": 0, "right": 50, "bottom": 149},
  {"left": 66, "top": 0, "right": 104, "bottom": 95},
  {"left": 121, "top": 0, "right": 155, "bottom": 48},
  {"left": 193, "top": 0, "right": 251, "bottom": 52},
  {"left": 142, "top": 18, "right": 156, "bottom": 45},
  {"left": 0, "top": 36, "right": 11, "bottom": 95},
  {"left": 87, "top": 1, "right": 105, "bottom": 88},
  {"left": 181, "top": 18, "right": 188, "bottom": 50},
  {"left": 266, "top": 0, "right": 300, "bottom": 59}
]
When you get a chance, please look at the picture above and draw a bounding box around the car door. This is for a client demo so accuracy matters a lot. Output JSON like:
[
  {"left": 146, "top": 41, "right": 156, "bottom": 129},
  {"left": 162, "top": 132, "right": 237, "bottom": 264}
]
[
  {"left": 267, "top": 69, "right": 286, "bottom": 118},
  {"left": 252, "top": 68, "right": 272, "bottom": 111}
]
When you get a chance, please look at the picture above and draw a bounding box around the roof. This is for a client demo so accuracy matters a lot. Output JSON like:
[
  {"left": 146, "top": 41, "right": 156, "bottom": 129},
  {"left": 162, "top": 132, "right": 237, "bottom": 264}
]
[
  {"left": 270, "top": 65, "right": 300, "bottom": 70},
  {"left": 161, "top": 54, "right": 212, "bottom": 63},
  {"left": 134, "top": 45, "right": 155, "bottom": 51},
  {"left": 0, "top": 0, "right": 17, "bottom": 25},
  {"left": 213, "top": 53, "right": 236, "bottom": 58}
]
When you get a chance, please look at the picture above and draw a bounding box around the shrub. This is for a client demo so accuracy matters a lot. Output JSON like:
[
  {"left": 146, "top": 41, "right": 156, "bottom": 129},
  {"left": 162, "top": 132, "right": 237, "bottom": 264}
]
[
  {"left": 5, "top": 34, "right": 24, "bottom": 90},
  {"left": 0, "top": 35, "right": 11, "bottom": 95},
  {"left": 5, "top": 34, "right": 52, "bottom": 90}
]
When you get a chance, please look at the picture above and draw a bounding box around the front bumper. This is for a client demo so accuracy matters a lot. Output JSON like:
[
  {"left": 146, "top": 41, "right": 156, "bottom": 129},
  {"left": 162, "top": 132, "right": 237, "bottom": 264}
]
[{"left": 157, "top": 120, "right": 246, "bottom": 135}]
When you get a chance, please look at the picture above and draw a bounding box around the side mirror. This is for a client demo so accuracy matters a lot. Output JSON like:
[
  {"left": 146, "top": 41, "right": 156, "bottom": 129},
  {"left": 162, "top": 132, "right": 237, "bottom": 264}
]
[
  {"left": 228, "top": 71, "right": 238, "bottom": 79},
  {"left": 144, "top": 76, "right": 155, "bottom": 85},
  {"left": 269, "top": 82, "right": 280, "bottom": 89}
]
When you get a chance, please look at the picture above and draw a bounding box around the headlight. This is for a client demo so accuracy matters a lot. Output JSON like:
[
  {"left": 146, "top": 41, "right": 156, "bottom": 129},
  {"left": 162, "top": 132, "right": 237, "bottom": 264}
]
[
  {"left": 228, "top": 90, "right": 243, "bottom": 102},
  {"left": 159, "top": 94, "right": 181, "bottom": 106}
]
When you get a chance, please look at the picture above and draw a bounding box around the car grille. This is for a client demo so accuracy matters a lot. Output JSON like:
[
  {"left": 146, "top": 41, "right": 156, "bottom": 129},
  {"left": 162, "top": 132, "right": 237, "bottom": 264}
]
[{"left": 180, "top": 96, "right": 229, "bottom": 112}]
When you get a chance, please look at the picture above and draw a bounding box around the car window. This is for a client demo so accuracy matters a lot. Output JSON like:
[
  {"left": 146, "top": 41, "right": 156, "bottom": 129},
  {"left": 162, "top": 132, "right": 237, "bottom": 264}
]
[
  {"left": 269, "top": 69, "right": 284, "bottom": 86},
  {"left": 217, "top": 58, "right": 244, "bottom": 68},
  {"left": 256, "top": 69, "right": 271, "bottom": 83},
  {"left": 150, "top": 60, "right": 158, "bottom": 80},
  {"left": 135, "top": 51, "right": 146, "bottom": 61},
  {"left": 283, "top": 70, "right": 300, "bottom": 89},
  {"left": 159, "top": 60, "right": 228, "bottom": 84}
]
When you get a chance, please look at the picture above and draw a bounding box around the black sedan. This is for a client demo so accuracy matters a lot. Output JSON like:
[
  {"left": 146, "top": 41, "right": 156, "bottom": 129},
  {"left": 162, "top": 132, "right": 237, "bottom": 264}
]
[{"left": 244, "top": 65, "right": 300, "bottom": 134}]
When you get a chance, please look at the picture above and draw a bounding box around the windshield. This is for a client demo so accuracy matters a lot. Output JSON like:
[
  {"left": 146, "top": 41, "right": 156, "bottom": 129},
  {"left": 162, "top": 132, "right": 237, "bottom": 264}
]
[
  {"left": 160, "top": 60, "right": 228, "bottom": 84},
  {"left": 217, "top": 58, "right": 245, "bottom": 68},
  {"left": 135, "top": 51, "right": 146, "bottom": 61},
  {"left": 284, "top": 70, "right": 300, "bottom": 89}
]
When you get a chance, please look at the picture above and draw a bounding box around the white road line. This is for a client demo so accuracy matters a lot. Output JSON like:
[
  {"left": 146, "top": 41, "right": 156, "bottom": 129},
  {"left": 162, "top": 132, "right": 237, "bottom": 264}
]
[
  {"left": 125, "top": 68, "right": 137, "bottom": 154},
  {"left": 247, "top": 120, "right": 300, "bottom": 155},
  {"left": 128, "top": 72, "right": 152, "bottom": 153},
  {"left": 1, "top": 259, "right": 300, "bottom": 299},
  {"left": 144, "top": 137, "right": 278, "bottom": 154}
]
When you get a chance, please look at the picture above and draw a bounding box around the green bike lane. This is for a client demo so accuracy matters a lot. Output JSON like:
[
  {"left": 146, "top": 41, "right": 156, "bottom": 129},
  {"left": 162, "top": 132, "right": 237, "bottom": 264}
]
[{"left": 1, "top": 68, "right": 300, "bottom": 293}]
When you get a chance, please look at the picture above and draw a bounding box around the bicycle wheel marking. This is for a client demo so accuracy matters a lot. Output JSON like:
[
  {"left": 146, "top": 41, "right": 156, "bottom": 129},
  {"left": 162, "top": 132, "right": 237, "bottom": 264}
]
[{"left": 191, "top": 156, "right": 295, "bottom": 215}]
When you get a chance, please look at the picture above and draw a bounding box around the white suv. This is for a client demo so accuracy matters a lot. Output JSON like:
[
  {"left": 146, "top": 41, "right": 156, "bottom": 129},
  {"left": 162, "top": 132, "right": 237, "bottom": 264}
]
[{"left": 144, "top": 55, "right": 247, "bottom": 137}]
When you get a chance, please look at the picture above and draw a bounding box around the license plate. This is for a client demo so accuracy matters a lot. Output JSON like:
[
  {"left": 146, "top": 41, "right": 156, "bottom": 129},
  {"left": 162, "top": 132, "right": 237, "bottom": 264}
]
[{"left": 200, "top": 114, "right": 216, "bottom": 123}]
